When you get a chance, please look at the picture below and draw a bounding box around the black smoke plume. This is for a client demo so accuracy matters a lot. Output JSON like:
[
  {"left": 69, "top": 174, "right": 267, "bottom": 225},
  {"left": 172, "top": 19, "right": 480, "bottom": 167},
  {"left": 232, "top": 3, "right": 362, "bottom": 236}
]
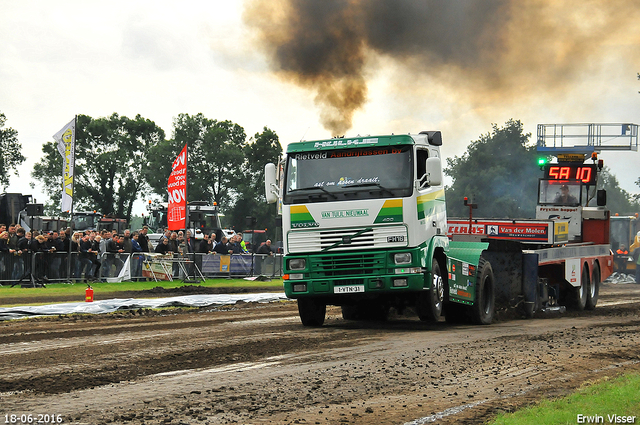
[{"left": 244, "top": 0, "right": 633, "bottom": 136}]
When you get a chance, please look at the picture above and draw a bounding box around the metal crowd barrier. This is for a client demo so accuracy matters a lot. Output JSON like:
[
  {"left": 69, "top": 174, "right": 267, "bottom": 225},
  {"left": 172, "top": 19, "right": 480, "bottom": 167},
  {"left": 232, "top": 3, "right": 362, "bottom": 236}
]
[
  {"left": 198, "top": 253, "right": 283, "bottom": 278},
  {"left": 0, "top": 251, "right": 283, "bottom": 285}
]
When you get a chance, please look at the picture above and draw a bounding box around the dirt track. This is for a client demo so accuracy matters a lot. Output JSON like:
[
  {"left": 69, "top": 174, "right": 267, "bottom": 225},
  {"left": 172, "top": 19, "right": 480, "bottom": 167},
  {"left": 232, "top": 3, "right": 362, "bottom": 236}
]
[{"left": 1, "top": 284, "right": 639, "bottom": 425}]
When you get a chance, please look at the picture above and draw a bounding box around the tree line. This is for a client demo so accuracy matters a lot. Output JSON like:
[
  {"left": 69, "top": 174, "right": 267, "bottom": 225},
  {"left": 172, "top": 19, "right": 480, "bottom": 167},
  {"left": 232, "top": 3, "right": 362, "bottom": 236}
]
[
  {"left": 3, "top": 112, "right": 282, "bottom": 236},
  {"left": 1, "top": 112, "right": 639, "bottom": 235}
]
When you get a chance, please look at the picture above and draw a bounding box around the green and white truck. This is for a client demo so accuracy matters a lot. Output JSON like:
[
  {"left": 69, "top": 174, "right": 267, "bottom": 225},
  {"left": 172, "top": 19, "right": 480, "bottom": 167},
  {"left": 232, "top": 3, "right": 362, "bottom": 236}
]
[{"left": 265, "top": 131, "right": 613, "bottom": 326}]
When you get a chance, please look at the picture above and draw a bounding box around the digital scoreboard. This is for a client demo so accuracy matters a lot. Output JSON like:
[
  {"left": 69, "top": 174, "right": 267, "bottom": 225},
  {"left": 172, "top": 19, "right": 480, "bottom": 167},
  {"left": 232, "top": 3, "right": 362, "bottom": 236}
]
[{"left": 544, "top": 163, "right": 597, "bottom": 185}]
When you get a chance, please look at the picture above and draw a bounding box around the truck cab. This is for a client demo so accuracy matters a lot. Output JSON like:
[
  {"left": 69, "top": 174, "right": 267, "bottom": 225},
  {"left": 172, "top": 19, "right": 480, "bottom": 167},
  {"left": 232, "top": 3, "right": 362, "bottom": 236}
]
[{"left": 266, "top": 132, "right": 450, "bottom": 325}]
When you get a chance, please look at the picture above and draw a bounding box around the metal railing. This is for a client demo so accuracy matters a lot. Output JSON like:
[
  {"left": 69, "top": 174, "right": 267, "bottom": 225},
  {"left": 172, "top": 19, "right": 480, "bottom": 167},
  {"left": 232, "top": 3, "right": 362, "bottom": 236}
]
[
  {"left": 0, "top": 251, "right": 284, "bottom": 285},
  {"left": 537, "top": 123, "right": 639, "bottom": 153}
]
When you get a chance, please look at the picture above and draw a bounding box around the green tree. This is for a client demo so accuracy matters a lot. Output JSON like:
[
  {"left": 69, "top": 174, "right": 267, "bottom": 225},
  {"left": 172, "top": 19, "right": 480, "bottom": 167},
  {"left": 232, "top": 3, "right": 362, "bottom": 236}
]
[
  {"left": 32, "top": 113, "right": 165, "bottom": 220},
  {"left": 0, "top": 112, "right": 26, "bottom": 189},
  {"left": 225, "top": 127, "right": 282, "bottom": 238},
  {"left": 146, "top": 113, "right": 247, "bottom": 208},
  {"left": 445, "top": 119, "right": 541, "bottom": 218}
]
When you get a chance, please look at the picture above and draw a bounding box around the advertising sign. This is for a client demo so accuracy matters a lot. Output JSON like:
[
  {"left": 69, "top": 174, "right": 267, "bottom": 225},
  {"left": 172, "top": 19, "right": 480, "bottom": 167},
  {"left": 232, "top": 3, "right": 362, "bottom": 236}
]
[{"left": 168, "top": 144, "right": 187, "bottom": 230}]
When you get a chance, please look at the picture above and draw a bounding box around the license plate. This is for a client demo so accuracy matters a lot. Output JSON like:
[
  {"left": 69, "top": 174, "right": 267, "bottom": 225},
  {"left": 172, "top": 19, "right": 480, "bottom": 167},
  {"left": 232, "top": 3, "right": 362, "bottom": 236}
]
[
  {"left": 334, "top": 285, "right": 365, "bottom": 294},
  {"left": 387, "top": 235, "right": 405, "bottom": 243}
]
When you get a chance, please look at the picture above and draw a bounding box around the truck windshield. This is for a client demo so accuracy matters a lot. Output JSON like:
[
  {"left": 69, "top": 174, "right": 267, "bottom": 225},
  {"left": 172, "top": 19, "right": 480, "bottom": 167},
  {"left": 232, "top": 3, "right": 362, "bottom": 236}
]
[
  {"left": 284, "top": 145, "right": 413, "bottom": 204},
  {"left": 145, "top": 210, "right": 167, "bottom": 232},
  {"left": 73, "top": 214, "right": 97, "bottom": 231},
  {"left": 538, "top": 180, "right": 582, "bottom": 206},
  {"left": 193, "top": 212, "right": 222, "bottom": 231}
]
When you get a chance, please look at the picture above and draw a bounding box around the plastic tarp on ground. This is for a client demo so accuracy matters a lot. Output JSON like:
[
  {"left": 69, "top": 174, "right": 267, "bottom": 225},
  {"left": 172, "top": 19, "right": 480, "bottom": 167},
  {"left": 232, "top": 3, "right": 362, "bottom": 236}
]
[
  {"left": 0, "top": 293, "right": 288, "bottom": 321},
  {"left": 605, "top": 272, "right": 637, "bottom": 284}
]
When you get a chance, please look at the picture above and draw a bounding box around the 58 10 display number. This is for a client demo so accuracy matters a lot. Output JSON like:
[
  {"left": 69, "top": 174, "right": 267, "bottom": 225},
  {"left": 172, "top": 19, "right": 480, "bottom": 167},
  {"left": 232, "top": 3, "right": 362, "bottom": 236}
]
[{"left": 544, "top": 164, "right": 597, "bottom": 184}]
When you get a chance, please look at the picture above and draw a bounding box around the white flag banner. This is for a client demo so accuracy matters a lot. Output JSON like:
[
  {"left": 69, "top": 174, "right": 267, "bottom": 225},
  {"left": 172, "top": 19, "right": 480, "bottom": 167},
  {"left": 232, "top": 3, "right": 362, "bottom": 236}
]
[
  {"left": 105, "top": 255, "right": 132, "bottom": 283},
  {"left": 53, "top": 118, "right": 75, "bottom": 212}
]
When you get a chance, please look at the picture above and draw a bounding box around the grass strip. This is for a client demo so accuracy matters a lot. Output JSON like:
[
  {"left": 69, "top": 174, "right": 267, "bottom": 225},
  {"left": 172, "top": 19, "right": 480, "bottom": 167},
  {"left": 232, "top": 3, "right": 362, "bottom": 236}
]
[
  {"left": 490, "top": 372, "right": 640, "bottom": 424},
  {"left": 0, "top": 278, "right": 283, "bottom": 303}
]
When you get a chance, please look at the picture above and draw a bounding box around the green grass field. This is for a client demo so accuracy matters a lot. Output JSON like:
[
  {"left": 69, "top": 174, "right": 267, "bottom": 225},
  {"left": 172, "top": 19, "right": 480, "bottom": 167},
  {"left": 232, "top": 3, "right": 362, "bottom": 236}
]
[
  {"left": 490, "top": 372, "right": 640, "bottom": 424},
  {"left": 0, "top": 278, "right": 284, "bottom": 306}
]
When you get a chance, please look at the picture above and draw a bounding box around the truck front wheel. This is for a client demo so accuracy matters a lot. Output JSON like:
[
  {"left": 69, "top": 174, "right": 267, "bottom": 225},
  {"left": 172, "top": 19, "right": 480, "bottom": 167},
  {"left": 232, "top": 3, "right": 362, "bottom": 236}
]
[
  {"left": 417, "top": 258, "right": 444, "bottom": 322},
  {"left": 298, "top": 298, "right": 326, "bottom": 327},
  {"left": 470, "top": 258, "right": 495, "bottom": 325}
]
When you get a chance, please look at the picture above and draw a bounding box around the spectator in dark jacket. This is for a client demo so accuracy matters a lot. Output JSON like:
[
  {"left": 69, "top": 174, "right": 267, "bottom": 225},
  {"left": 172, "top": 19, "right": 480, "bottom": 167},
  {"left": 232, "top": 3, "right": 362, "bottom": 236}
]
[
  {"left": 154, "top": 238, "right": 172, "bottom": 254},
  {"left": 138, "top": 226, "right": 150, "bottom": 252},
  {"left": 14, "top": 230, "right": 31, "bottom": 284},
  {"left": 121, "top": 229, "right": 133, "bottom": 253},
  {"left": 256, "top": 240, "right": 274, "bottom": 255},
  {"left": 213, "top": 237, "right": 230, "bottom": 254},
  {"left": 131, "top": 232, "right": 144, "bottom": 281},
  {"left": 184, "top": 231, "right": 196, "bottom": 254},
  {"left": 0, "top": 231, "right": 9, "bottom": 277},
  {"left": 76, "top": 234, "right": 94, "bottom": 280},
  {"left": 198, "top": 234, "right": 210, "bottom": 254},
  {"left": 108, "top": 234, "right": 125, "bottom": 275}
]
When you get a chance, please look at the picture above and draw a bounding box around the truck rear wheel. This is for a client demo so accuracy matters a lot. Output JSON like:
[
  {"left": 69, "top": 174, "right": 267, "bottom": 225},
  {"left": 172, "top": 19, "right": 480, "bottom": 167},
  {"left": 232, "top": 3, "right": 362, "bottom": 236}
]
[
  {"left": 298, "top": 298, "right": 326, "bottom": 327},
  {"left": 586, "top": 263, "right": 600, "bottom": 310},
  {"left": 568, "top": 265, "right": 589, "bottom": 311},
  {"left": 470, "top": 258, "right": 495, "bottom": 325},
  {"left": 417, "top": 258, "right": 444, "bottom": 322}
]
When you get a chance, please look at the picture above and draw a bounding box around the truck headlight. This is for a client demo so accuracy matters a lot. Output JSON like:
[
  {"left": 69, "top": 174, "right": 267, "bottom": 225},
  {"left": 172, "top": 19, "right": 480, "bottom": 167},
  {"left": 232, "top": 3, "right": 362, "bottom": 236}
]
[
  {"left": 288, "top": 258, "right": 306, "bottom": 270},
  {"left": 292, "top": 283, "right": 307, "bottom": 292},
  {"left": 394, "top": 253, "right": 412, "bottom": 265}
]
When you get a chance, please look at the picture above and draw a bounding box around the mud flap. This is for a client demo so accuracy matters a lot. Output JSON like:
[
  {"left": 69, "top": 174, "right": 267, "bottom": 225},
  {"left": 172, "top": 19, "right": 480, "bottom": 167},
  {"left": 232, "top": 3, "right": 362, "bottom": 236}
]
[
  {"left": 522, "top": 252, "right": 539, "bottom": 317},
  {"left": 481, "top": 240, "right": 524, "bottom": 309}
]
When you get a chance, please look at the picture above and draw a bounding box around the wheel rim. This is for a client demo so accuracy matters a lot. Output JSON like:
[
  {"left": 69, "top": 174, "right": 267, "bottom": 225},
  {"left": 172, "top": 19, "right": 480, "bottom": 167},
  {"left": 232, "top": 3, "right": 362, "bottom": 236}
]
[
  {"left": 590, "top": 270, "right": 599, "bottom": 299},
  {"left": 433, "top": 273, "right": 443, "bottom": 309},
  {"left": 482, "top": 275, "right": 493, "bottom": 315},
  {"left": 580, "top": 268, "right": 588, "bottom": 301}
]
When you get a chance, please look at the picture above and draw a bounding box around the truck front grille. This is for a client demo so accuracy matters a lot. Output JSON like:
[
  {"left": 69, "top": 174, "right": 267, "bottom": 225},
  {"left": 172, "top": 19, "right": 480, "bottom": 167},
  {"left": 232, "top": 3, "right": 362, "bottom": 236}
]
[
  {"left": 288, "top": 225, "right": 408, "bottom": 254},
  {"left": 309, "top": 252, "right": 386, "bottom": 278}
]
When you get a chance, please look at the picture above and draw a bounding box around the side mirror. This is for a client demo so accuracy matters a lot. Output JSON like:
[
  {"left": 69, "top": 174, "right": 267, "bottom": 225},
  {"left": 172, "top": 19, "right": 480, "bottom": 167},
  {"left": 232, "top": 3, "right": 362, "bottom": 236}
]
[
  {"left": 264, "top": 163, "right": 279, "bottom": 204},
  {"left": 597, "top": 189, "right": 606, "bottom": 207},
  {"left": 426, "top": 157, "right": 442, "bottom": 186}
]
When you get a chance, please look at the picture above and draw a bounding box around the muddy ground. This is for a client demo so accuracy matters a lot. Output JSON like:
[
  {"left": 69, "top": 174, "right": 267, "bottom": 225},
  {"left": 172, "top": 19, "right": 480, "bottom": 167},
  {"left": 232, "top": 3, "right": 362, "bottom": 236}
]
[{"left": 0, "top": 284, "right": 639, "bottom": 424}]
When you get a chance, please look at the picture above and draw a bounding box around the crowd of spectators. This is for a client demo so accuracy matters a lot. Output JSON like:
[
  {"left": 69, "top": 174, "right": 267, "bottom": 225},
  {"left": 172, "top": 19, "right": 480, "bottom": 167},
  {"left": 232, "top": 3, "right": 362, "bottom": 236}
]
[
  {"left": 0, "top": 223, "right": 155, "bottom": 285},
  {"left": 0, "top": 222, "right": 278, "bottom": 285},
  {"left": 153, "top": 230, "right": 275, "bottom": 256}
]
